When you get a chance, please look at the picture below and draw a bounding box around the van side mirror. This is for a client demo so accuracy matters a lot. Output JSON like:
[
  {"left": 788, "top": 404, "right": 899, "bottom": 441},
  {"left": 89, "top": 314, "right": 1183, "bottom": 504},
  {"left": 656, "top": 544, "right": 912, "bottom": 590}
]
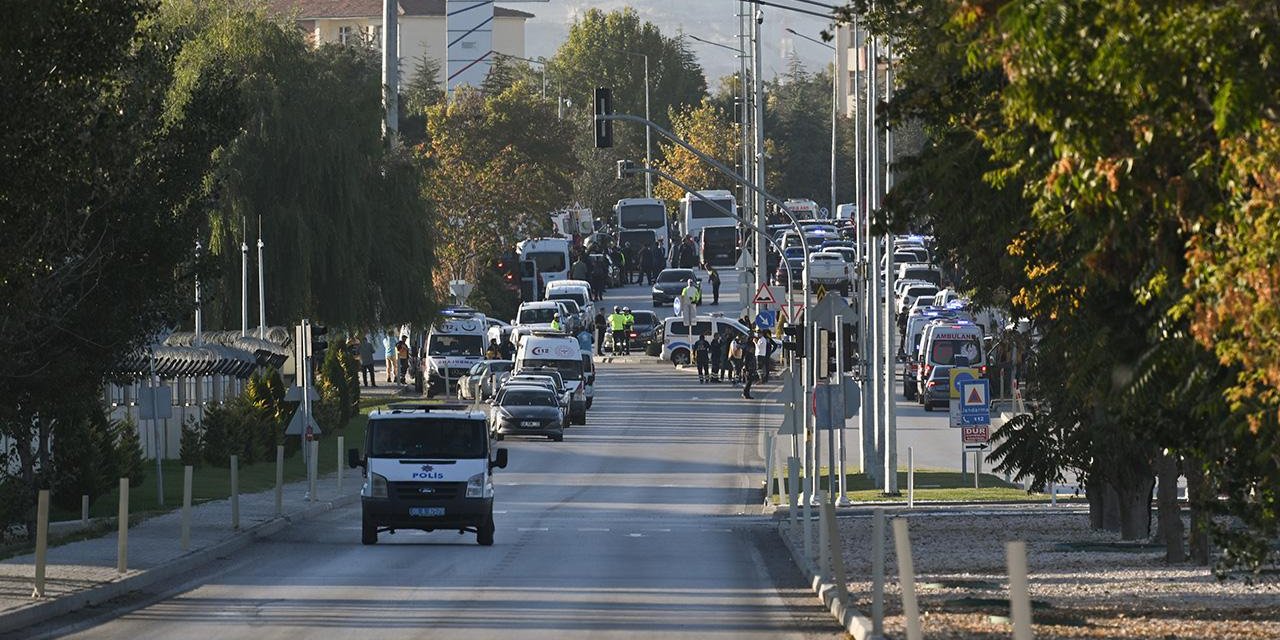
[
  {"left": 493, "top": 448, "right": 509, "bottom": 470},
  {"left": 347, "top": 448, "right": 364, "bottom": 469}
]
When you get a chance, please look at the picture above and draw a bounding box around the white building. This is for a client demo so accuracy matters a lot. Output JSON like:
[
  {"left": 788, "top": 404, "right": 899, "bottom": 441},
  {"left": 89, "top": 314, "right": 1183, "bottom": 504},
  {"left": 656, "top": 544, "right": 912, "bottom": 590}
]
[{"left": 270, "top": 0, "right": 534, "bottom": 87}]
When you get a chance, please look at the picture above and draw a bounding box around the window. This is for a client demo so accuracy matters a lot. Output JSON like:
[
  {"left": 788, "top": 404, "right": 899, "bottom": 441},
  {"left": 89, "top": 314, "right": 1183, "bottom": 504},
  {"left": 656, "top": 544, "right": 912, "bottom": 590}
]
[
  {"left": 109, "top": 383, "right": 125, "bottom": 407},
  {"left": 369, "top": 25, "right": 382, "bottom": 48},
  {"left": 338, "top": 26, "right": 354, "bottom": 45}
]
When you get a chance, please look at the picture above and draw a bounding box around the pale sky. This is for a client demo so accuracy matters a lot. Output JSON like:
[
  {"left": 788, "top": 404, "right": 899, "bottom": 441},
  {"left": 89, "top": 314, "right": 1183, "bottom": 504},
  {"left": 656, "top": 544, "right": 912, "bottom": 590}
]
[{"left": 508, "top": 1, "right": 837, "bottom": 84}]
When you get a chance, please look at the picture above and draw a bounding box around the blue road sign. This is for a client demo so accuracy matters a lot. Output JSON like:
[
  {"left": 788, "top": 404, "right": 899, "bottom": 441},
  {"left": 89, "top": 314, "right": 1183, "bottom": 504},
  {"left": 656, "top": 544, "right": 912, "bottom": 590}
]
[
  {"left": 755, "top": 309, "right": 777, "bottom": 330},
  {"left": 959, "top": 379, "right": 991, "bottom": 425}
]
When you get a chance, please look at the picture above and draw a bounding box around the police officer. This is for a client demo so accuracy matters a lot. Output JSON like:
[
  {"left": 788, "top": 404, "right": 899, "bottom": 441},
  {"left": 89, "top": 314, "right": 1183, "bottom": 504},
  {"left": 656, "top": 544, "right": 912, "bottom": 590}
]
[
  {"left": 608, "top": 305, "right": 627, "bottom": 355},
  {"left": 550, "top": 313, "right": 562, "bottom": 332},
  {"left": 593, "top": 309, "right": 607, "bottom": 356},
  {"left": 621, "top": 307, "right": 635, "bottom": 355},
  {"left": 693, "top": 333, "right": 712, "bottom": 383}
]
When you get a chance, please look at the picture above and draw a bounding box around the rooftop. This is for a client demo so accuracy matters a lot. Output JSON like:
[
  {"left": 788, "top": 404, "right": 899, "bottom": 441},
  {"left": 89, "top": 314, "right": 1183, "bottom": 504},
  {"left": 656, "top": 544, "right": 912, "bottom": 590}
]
[{"left": 269, "top": 0, "right": 534, "bottom": 20}]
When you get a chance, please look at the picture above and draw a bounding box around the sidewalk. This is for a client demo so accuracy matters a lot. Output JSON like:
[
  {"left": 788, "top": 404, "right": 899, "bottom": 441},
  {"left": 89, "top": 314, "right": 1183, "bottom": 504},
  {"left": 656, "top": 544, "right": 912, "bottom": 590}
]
[{"left": 0, "top": 466, "right": 360, "bottom": 634}]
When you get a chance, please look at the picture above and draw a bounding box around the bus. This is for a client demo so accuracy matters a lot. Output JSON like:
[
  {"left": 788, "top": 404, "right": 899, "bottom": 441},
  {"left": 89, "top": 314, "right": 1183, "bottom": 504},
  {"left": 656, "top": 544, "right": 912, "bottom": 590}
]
[
  {"left": 680, "top": 190, "right": 737, "bottom": 239},
  {"left": 614, "top": 198, "right": 669, "bottom": 250}
]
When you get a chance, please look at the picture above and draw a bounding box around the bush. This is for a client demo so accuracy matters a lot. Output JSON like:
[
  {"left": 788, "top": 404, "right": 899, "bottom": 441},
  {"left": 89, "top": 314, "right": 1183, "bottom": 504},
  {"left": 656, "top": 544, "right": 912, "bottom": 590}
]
[
  {"left": 179, "top": 415, "right": 203, "bottom": 467},
  {"left": 114, "top": 418, "right": 146, "bottom": 488},
  {"left": 49, "top": 401, "right": 117, "bottom": 512},
  {"left": 201, "top": 403, "right": 234, "bottom": 467}
]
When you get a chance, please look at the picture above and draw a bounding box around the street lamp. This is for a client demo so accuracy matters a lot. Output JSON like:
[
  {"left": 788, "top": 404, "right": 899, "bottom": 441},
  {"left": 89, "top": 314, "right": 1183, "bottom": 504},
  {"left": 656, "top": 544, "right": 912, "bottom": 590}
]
[
  {"left": 785, "top": 28, "right": 838, "bottom": 224},
  {"left": 600, "top": 47, "right": 653, "bottom": 199}
]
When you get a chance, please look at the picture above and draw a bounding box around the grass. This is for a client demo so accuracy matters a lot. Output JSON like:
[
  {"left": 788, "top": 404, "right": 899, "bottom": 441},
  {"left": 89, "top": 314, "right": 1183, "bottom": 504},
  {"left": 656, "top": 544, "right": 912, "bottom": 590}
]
[
  {"left": 48, "top": 409, "right": 371, "bottom": 523},
  {"left": 767, "top": 469, "right": 1089, "bottom": 504}
]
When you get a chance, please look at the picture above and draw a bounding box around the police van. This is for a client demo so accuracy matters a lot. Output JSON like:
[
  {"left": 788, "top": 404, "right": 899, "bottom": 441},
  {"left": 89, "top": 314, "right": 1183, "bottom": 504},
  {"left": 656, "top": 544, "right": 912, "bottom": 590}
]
[
  {"left": 515, "top": 332, "right": 589, "bottom": 424},
  {"left": 348, "top": 404, "right": 508, "bottom": 546},
  {"left": 425, "top": 308, "right": 488, "bottom": 397}
]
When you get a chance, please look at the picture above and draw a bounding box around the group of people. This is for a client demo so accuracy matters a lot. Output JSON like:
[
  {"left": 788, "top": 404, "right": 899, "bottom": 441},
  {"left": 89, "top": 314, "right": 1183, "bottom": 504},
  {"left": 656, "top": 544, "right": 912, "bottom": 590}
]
[
  {"left": 690, "top": 329, "right": 774, "bottom": 399},
  {"left": 617, "top": 240, "right": 667, "bottom": 285},
  {"left": 597, "top": 305, "right": 635, "bottom": 356},
  {"left": 568, "top": 253, "right": 611, "bottom": 302}
]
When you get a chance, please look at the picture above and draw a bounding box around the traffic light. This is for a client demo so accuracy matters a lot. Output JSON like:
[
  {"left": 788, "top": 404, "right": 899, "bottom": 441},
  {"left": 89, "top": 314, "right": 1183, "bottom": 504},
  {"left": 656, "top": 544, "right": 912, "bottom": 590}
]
[
  {"left": 495, "top": 252, "right": 519, "bottom": 290},
  {"left": 594, "top": 87, "right": 613, "bottom": 148},
  {"left": 782, "top": 323, "right": 805, "bottom": 356}
]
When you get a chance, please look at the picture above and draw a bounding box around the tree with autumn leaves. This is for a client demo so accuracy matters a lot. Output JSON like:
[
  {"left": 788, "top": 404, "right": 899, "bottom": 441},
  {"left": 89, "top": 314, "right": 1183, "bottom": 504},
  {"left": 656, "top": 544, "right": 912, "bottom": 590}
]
[{"left": 843, "top": 0, "right": 1280, "bottom": 572}]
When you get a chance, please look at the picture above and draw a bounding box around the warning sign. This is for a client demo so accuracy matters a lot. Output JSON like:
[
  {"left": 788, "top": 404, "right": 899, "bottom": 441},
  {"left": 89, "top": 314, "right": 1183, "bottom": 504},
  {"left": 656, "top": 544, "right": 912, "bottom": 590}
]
[
  {"left": 965, "top": 383, "right": 987, "bottom": 407},
  {"left": 815, "top": 284, "right": 828, "bottom": 301},
  {"left": 753, "top": 283, "right": 779, "bottom": 306}
]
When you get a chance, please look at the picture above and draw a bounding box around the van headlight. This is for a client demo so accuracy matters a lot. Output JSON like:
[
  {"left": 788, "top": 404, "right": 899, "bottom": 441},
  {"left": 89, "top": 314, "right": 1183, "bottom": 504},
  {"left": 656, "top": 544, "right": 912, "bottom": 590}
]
[
  {"left": 369, "top": 472, "right": 388, "bottom": 499},
  {"left": 465, "top": 472, "right": 488, "bottom": 498}
]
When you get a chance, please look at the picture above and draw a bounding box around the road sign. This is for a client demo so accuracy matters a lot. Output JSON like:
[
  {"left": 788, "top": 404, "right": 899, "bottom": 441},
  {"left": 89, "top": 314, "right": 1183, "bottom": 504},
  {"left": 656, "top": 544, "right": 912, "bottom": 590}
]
[
  {"left": 811, "top": 292, "right": 856, "bottom": 328},
  {"left": 813, "top": 383, "right": 840, "bottom": 430},
  {"left": 138, "top": 385, "right": 173, "bottom": 420},
  {"left": 960, "top": 379, "right": 991, "bottom": 425},
  {"left": 753, "top": 283, "right": 779, "bottom": 306},
  {"left": 755, "top": 309, "right": 777, "bottom": 330},
  {"left": 815, "top": 284, "right": 828, "bottom": 301},
  {"left": 948, "top": 367, "right": 980, "bottom": 400},
  {"left": 962, "top": 425, "right": 989, "bottom": 444},
  {"left": 779, "top": 409, "right": 799, "bottom": 435},
  {"left": 735, "top": 249, "right": 754, "bottom": 272},
  {"left": 448, "top": 280, "right": 473, "bottom": 304}
]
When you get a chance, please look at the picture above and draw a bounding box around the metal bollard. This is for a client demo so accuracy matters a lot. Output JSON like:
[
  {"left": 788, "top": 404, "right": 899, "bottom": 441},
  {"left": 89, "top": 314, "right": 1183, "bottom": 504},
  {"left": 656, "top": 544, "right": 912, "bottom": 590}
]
[
  {"left": 81, "top": 494, "right": 89, "bottom": 527},
  {"left": 818, "top": 491, "right": 830, "bottom": 578},
  {"left": 275, "top": 445, "right": 284, "bottom": 516},
  {"left": 308, "top": 441, "right": 319, "bottom": 501},
  {"left": 763, "top": 433, "right": 774, "bottom": 504},
  {"left": 337, "top": 435, "right": 345, "bottom": 495},
  {"left": 908, "top": 447, "right": 915, "bottom": 509},
  {"left": 823, "top": 497, "right": 847, "bottom": 600},
  {"left": 871, "top": 508, "right": 885, "bottom": 637},
  {"left": 1007, "top": 541, "right": 1033, "bottom": 640},
  {"left": 117, "top": 478, "right": 129, "bottom": 574},
  {"left": 802, "top": 474, "right": 814, "bottom": 562},
  {"left": 32, "top": 489, "right": 49, "bottom": 598},
  {"left": 787, "top": 457, "right": 800, "bottom": 534},
  {"left": 893, "top": 518, "right": 923, "bottom": 640},
  {"left": 230, "top": 455, "right": 240, "bottom": 530},
  {"left": 181, "top": 465, "right": 193, "bottom": 550}
]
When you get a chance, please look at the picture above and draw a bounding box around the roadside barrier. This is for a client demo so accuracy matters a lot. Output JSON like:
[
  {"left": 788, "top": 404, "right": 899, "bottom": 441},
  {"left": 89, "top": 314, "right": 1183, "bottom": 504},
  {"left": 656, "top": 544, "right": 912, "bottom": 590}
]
[
  {"left": 1007, "top": 541, "right": 1033, "bottom": 639},
  {"left": 275, "top": 445, "right": 284, "bottom": 516},
  {"left": 117, "top": 478, "right": 128, "bottom": 574},
  {"left": 230, "top": 455, "right": 240, "bottom": 530},
  {"left": 33, "top": 490, "right": 49, "bottom": 598},
  {"left": 181, "top": 466, "right": 192, "bottom": 550},
  {"left": 893, "top": 518, "right": 923, "bottom": 640}
]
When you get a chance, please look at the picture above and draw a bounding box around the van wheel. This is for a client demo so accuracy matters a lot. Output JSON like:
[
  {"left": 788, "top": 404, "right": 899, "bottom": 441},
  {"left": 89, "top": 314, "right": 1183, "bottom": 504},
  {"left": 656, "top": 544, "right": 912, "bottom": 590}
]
[
  {"left": 477, "top": 514, "right": 495, "bottom": 546},
  {"left": 672, "top": 349, "right": 691, "bottom": 366},
  {"left": 361, "top": 516, "right": 378, "bottom": 545}
]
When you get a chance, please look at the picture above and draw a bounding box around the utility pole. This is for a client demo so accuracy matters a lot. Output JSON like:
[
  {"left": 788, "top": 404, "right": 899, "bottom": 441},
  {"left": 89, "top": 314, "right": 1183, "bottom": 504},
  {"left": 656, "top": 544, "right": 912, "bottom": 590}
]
[
  {"left": 883, "top": 38, "right": 899, "bottom": 494},
  {"left": 256, "top": 215, "right": 266, "bottom": 340},
  {"left": 381, "top": 0, "right": 398, "bottom": 136},
  {"left": 752, "top": 8, "right": 767, "bottom": 318},
  {"left": 643, "top": 54, "right": 652, "bottom": 198},
  {"left": 240, "top": 218, "right": 248, "bottom": 338},
  {"left": 194, "top": 240, "right": 203, "bottom": 347}
]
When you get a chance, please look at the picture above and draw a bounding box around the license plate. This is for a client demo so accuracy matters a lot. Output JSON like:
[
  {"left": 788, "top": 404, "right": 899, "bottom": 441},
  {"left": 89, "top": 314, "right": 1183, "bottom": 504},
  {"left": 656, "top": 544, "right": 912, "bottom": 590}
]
[
  {"left": 409, "top": 507, "right": 445, "bottom": 517},
  {"left": 521, "top": 421, "right": 540, "bottom": 427}
]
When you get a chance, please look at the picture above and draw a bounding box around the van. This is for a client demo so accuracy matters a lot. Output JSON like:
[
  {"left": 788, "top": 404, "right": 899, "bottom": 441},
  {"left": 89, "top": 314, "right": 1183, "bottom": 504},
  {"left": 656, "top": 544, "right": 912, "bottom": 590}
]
[
  {"left": 517, "top": 237, "right": 571, "bottom": 285},
  {"left": 897, "top": 262, "right": 943, "bottom": 287},
  {"left": 348, "top": 404, "right": 508, "bottom": 546},
  {"left": 544, "top": 281, "right": 594, "bottom": 325},
  {"left": 918, "top": 322, "right": 986, "bottom": 395},
  {"left": 658, "top": 314, "right": 781, "bottom": 367},
  {"left": 516, "top": 333, "right": 588, "bottom": 424},
  {"left": 425, "top": 308, "right": 488, "bottom": 397}
]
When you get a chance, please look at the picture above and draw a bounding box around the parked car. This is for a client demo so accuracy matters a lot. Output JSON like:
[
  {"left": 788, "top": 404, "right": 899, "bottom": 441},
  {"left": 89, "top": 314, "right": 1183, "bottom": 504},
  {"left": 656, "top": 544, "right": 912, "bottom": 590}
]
[
  {"left": 921, "top": 365, "right": 953, "bottom": 411},
  {"left": 457, "top": 359, "right": 514, "bottom": 401},
  {"left": 489, "top": 384, "right": 566, "bottom": 441},
  {"left": 651, "top": 268, "right": 700, "bottom": 306}
]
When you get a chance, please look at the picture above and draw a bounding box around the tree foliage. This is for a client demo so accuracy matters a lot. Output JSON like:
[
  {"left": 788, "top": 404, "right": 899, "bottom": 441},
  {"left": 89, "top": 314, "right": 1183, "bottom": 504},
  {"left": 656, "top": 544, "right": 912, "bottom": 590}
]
[{"left": 655, "top": 100, "right": 739, "bottom": 204}]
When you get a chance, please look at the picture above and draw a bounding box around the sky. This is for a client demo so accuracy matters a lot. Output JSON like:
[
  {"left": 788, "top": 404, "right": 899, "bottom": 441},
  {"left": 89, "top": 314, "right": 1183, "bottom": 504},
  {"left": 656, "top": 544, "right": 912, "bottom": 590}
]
[{"left": 507, "top": 1, "right": 838, "bottom": 84}]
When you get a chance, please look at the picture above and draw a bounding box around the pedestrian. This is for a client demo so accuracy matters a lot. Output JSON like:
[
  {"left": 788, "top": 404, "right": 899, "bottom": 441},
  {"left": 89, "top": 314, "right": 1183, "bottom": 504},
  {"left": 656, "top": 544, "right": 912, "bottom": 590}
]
[
  {"left": 719, "top": 330, "right": 733, "bottom": 382},
  {"left": 594, "top": 310, "right": 607, "bottom": 356},
  {"left": 709, "top": 332, "right": 724, "bottom": 382},
  {"left": 755, "top": 330, "right": 771, "bottom": 383},
  {"left": 640, "top": 244, "right": 655, "bottom": 285},
  {"left": 622, "top": 307, "right": 635, "bottom": 355},
  {"left": 571, "top": 255, "right": 589, "bottom": 281},
  {"left": 741, "top": 337, "right": 759, "bottom": 399},
  {"left": 395, "top": 335, "right": 410, "bottom": 384},
  {"left": 485, "top": 338, "right": 501, "bottom": 360},
  {"left": 693, "top": 333, "right": 712, "bottom": 383},
  {"left": 590, "top": 260, "right": 607, "bottom": 300},
  {"left": 499, "top": 337, "right": 514, "bottom": 361},
  {"left": 728, "top": 334, "right": 743, "bottom": 386},
  {"left": 358, "top": 337, "right": 376, "bottom": 387},
  {"left": 608, "top": 306, "right": 627, "bottom": 356},
  {"left": 708, "top": 266, "right": 721, "bottom": 305},
  {"left": 383, "top": 333, "right": 395, "bottom": 383}
]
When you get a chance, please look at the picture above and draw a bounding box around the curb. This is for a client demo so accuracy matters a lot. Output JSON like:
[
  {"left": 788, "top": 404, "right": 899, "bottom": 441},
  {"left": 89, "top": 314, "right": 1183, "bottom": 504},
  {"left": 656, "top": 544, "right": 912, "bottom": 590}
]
[
  {"left": 775, "top": 521, "right": 877, "bottom": 640},
  {"left": 0, "top": 493, "right": 359, "bottom": 635}
]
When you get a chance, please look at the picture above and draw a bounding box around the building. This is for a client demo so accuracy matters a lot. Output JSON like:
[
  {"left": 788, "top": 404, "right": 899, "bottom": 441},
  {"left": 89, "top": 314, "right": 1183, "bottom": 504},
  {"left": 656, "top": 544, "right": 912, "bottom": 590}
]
[{"left": 270, "top": 0, "right": 534, "bottom": 87}]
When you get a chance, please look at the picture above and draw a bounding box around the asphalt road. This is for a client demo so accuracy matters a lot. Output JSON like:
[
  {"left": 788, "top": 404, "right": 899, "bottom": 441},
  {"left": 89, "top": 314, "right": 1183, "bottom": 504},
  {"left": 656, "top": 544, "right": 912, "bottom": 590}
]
[{"left": 29, "top": 275, "right": 841, "bottom": 640}]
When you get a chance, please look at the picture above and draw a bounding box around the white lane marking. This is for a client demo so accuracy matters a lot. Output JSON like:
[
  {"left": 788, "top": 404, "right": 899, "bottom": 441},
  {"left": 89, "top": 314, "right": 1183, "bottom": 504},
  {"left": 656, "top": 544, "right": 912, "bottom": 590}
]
[
  {"left": 517, "top": 527, "right": 549, "bottom": 532},
  {"left": 647, "top": 528, "right": 672, "bottom": 533},
  {"left": 578, "top": 527, "right": 610, "bottom": 532},
  {"left": 494, "top": 510, "right": 508, "bottom": 514},
  {"left": 628, "top": 533, "right": 644, "bottom": 538}
]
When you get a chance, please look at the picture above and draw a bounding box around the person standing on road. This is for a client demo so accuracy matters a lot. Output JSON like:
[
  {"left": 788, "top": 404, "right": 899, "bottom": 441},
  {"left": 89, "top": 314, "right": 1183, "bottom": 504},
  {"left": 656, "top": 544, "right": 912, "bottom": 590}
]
[
  {"left": 358, "top": 337, "right": 376, "bottom": 387},
  {"left": 727, "top": 334, "right": 743, "bottom": 386},
  {"left": 754, "top": 331, "right": 770, "bottom": 383},
  {"left": 707, "top": 266, "right": 721, "bottom": 305},
  {"left": 383, "top": 333, "right": 395, "bottom": 383},
  {"left": 485, "top": 339, "right": 501, "bottom": 360},
  {"left": 709, "top": 332, "right": 724, "bottom": 383},
  {"left": 395, "top": 335, "right": 410, "bottom": 384},
  {"left": 741, "top": 336, "right": 759, "bottom": 399},
  {"left": 639, "top": 244, "right": 655, "bottom": 285},
  {"left": 693, "top": 333, "right": 712, "bottom": 383},
  {"left": 622, "top": 307, "right": 635, "bottom": 355},
  {"left": 571, "top": 255, "right": 589, "bottom": 281},
  {"left": 608, "top": 306, "right": 627, "bottom": 356},
  {"left": 593, "top": 310, "right": 607, "bottom": 356}
]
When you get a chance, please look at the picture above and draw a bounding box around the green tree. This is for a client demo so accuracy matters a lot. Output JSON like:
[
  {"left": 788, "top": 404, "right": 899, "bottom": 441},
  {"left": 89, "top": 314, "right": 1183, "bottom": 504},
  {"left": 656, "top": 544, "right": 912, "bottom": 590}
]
[{"left": 655, "top": 99, "right": 740, "bottom": 205}]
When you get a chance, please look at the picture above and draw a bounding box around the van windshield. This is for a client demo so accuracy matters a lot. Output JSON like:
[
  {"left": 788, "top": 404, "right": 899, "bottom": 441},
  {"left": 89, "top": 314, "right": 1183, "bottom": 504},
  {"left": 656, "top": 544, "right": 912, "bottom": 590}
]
[
  {"left": 367, "top": 418, "right": 486, "bottom": 458},
  {"left": 929, "top": 338, "right": 982, "bottom": 366},
  {"left": 549, "top": 291, "right": 587, "bottom": 308},
  {"left": 904, "top": 268, "right": 942, "bottom": 286},
  {"left": 690, "top": 199, "right": 735, "bottom": 219},
  {"left": 520, "top": 358, "right": 583, "bottom": 381},
  {"left": 618, "top": 204, "right": 667, "bottom": 229},
  {"left": 526, "top": 251, "right": 567, "bottom": 273},
  {"left": 427, "top": 334, "right": 483, "bottom": 356},
  {"left": 519, "top": 307, "right": 558, "bottom": 324}
]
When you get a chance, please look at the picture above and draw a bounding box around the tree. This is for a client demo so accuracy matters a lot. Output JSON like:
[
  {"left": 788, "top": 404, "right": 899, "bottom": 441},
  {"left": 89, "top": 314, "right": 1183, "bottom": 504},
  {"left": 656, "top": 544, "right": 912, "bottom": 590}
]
[
  {"left": 422, "top": 82, "right": 576, "bottom": 297},
  {"left": 655, "top": 99, "right": 739, "bottom": 205}
]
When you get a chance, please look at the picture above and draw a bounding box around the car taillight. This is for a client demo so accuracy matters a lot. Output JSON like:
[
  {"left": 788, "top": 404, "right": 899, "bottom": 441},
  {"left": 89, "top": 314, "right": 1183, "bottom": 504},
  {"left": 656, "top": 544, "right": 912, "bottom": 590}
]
[
  {"left": 980, "top": 365, "right": 988, "bottom": 376},
  {"left": 629, "top": 332, "right": 638, "bottom": 338},
  {"left": 927, "top": 381, "right": 938, "bottom": 388},
  {"left": 923, "top": 364, "right": 933, "bottom": 378}
]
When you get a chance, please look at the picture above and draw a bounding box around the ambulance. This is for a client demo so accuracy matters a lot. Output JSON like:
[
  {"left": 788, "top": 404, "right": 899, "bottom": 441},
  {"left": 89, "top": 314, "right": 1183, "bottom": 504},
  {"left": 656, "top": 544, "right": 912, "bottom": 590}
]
[{"left": 515, "top": 332, "right": 589, "bottom": 425}]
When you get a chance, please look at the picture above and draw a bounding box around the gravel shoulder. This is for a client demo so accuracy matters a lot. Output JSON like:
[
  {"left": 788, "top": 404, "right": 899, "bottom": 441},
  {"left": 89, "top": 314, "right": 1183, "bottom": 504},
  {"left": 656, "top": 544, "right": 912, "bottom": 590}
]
[{"left": 784, "top": 510, "right": 1280, "bottom": 639}]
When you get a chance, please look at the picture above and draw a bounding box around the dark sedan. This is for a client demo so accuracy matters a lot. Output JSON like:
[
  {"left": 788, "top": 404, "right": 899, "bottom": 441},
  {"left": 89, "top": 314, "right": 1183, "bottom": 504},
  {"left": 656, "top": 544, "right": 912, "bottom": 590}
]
[
  {"left": 490, "top": 385, "right": 566, "bottom": 441},
  {"left": 627, "top": 310, "right": 659, "bottom": 348},
  {"left": 651, "top": 268, "right": 699, "bottom": 306},
  {"left": 921, "top": 365, "right": 953, "bottom": 411}
]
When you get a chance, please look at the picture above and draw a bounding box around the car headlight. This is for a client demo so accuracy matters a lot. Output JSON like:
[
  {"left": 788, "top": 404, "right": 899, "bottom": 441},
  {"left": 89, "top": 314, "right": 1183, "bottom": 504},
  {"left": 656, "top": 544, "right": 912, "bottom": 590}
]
[
  {"left": 369, "top": 472, "right": 388, "bottom": 499},
  {"left": 652, "top": 287, "right": 662, "bottom": 294},
  {"left": 465, "top": 472, "right": 489, "bottom": 498},
  {"left": 496, "top": 407, "right": 515, "bottom": 421}
]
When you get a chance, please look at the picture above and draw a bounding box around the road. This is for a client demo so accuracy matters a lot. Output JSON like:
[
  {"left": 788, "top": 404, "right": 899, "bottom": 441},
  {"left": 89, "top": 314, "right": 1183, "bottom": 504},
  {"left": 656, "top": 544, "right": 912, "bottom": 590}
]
[{"left": 24, "top": 275, "right": 841, "bottom": 640}]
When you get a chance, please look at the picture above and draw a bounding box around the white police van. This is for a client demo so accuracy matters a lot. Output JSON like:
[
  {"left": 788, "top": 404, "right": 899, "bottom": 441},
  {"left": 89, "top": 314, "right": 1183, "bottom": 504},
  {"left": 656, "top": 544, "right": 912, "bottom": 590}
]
[
  {"left": 348, "top": 404, "right": 508, "bottom": 546},
  {"left": 426, "top": 307, "right": 488, "bottom": 397}
]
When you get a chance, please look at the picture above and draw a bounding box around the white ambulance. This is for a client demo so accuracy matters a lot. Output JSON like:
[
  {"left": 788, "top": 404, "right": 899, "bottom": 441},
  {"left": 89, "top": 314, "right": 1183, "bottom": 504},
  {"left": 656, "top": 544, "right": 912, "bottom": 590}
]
[
  {"left": 425, "top": 308, "right": 488, "bottom": 398},
  {"left": 515, "top": 332, "right": 589, "bottom": 425}
]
